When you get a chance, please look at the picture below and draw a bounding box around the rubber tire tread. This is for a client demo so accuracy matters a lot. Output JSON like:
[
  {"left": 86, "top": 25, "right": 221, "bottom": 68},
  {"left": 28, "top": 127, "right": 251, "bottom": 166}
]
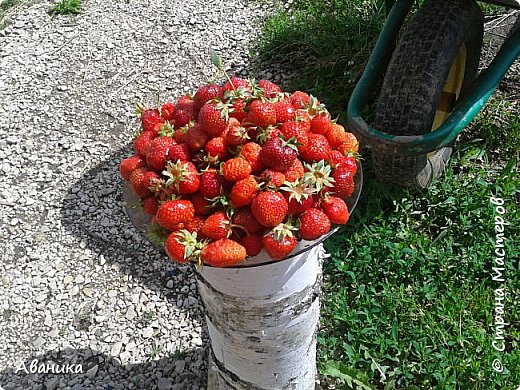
[
  {"left": 371, "top": 0, "right": 483, "bottom": 188},
  {"left": 374, "top": 0, "right": 483, "bottom": 136}
]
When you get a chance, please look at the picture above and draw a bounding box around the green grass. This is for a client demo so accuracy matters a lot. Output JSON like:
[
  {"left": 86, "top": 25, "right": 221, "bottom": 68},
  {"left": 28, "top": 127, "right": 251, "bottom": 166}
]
[
  {"left": 255, "top": 0, "right": 386, "bottom": 116},
  {"left": 257, "top": 1, "right": 520, "bottom": 388},
  {"left": 320, "top": 149, "right": 519, "bottom": 388},
  {"left": 49, "top": 0, "right": 81, "bottom": 15},
  {"left": 0, "top": 0, "right": 19, "bottom": 28}
]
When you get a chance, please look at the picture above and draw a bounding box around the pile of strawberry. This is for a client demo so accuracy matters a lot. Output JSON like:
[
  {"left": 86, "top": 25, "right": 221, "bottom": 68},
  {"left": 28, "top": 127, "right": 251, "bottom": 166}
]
[{"left": 120, "top": 77, "right": 359, "bottom": 267}]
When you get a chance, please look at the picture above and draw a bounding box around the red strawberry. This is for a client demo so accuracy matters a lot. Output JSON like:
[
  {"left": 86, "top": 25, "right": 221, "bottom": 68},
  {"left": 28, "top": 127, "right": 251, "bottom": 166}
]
[
  {"left": 174, "top": 108, "right": 196, "bottom": 128},
  {"left": 300, "top": 133, "right": 331, "bottom": 163},
  {"left": 194, "top": 83, "right": 223, "bottom": 110},
  {"left": 225, "top": 118, "right": 249, "bottom": 146},
  {"left": 200, "top": 169, "right": 223, "bottom": 199},
  {"left": 120, "top": 155, "right": 145, "bottom": 181},
  {"left": 251, "top": 191, "right": 288, "bottom": 227},
  {"left": 342, "top": 156, "right": 357, "bottom": 175},
  {"left": 337, "top": 132, "right": 359, "bottom": 155},
  {"left": 329, "top": 151, "right": 357, "bottom": 174},
  {"left": 260, "top": 169, "right": 286, "bottom": 188},
  {"left": 165, "top": 230, "right": 198, "bottom": 263},
  {"left": 280, "top": 121, "right": 308, "bottom": 153},
  {"left": 143, "top": 171, "right": 163, "bottom": 193},
  {"left": 321, "top": 196, "right": 349, "bottom": 224},
  {"left": 201, "top": 238, "right": 247, "bottom": 267},
  {"left": 223, "top": 77, "right": 250, "bottom": 93},
  {"left": 201, "top": 211, "right": 231, "bottom": 240},
  {"left": 186, "top": 123, "right": 209, "bottom": 151},
  {"left": 240, "top": 142, "right": 264, "bottom": 172},
  {"left": 232, "top": 208, "right": 263, "bottom": 234},
  {"left": 281, "top": 179, "right": 316, "bottom": 216},
  {"left": 176, "top": 95, "right": 195, "bottom": 111},
  {"left": 299, "top": 208, "right": 331, "bottom": 240},
  {"left": 247, "top": 124, "right": 281, "bottom": 145},
  {"left": 290, "top": 91, "right": 310, "bottom": 109},
  {"left": 331, "top": 165, "right": 355, "bottom": 198},
  {"left": 326, "top": 123, "right": 348, "bottom": 149},
  {"left": 164, "top": 161, "right": 200, "bottom": 195},
  {"left": 230, "top": 175, "right": 259, "bottom": 208},
  {"left": 142, "top": 196, "right": 159, "bottom": 216},
  {"left": 198, "top": 103, "right": 229, "bottom": 137},
  {"left": 311, "top": 113, "right": 333, "bottom": 136},
  {"left": 173, "top": 126, "right": 189, "bottom": 144},
  {"left": 146, "top": 137, "right": 176, "bottom": 172},
  {"left": 205, "top": 137, "right": 228, "bottom": 161},
  {"left": 129, "top": 167, "right": 153, "bottom": 198},
  {"left": 259, "top": 136, "right": 297, "bottom": 171},
  {"left": 190, "top": 193, "right": 212, "bottom": 215},
  {"left": 185, "top": 215, "right": 205, "bottom": 234},
  {"left": 262, "top": 222, "right": 297, "bottom": 260},
  {"left": 229, "top": 98, "right": 247, "bottom": 122},
  {"left": 133, "top": 131, "right": 157, "bottom": 158},
  {"left": 281, "top": 158, "right": 304, "bottom": 182},
  {"left": 153, "top": 121, "right": 166, "bottom": 134},
  {"left": 302, "top": 160, "right": 335, "bottom": 193},
  {"left": 273, "top": 99, "right": 295, "bottom": 123},
  {"left": 161, "top": 102, "right": 176, "bottom": 121},
  {"left": 168, "top": 143, "right": 190, "bottom": 162},
  {"left": 241, "top": 234, "right": 264, "bottom": 256},
  {"left": 245, "top": 100, "right": 276, "bottom": 127},
  {"left": 258, "top": 79, "right": 281, "bottom": 98},
  {"left": 287, "top": 195, "right": 313, "bottom": 216},
  {"left": 294, "top": 109, "right": 311, "bottom": 132},
  {"left": 140, "top": 108, "right": 163, "bottom": 133},
  {"left": 328, "top": 150, "right": 349, "bottom": 168},
  {"left": 156, "top": 200, "right": 195, "bottom": 230},
  {"left": 222, "top": 158, "right": 252, "bottom": 182}
]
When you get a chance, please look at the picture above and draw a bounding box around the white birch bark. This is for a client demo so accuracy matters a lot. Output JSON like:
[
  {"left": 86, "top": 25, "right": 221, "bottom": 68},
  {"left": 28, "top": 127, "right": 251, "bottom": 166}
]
[{"left": 197, "top": 244, "right": 328, "bottom": 390}]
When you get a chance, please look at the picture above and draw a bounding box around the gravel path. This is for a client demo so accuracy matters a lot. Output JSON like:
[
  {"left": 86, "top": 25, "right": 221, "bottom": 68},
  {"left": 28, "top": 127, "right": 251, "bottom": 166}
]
[{"left": 0, "top": 1, "right": 275, "bottom": 389}]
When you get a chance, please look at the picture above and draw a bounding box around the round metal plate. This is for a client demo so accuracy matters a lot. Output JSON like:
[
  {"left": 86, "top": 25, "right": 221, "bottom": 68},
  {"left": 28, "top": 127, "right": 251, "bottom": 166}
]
[{"left": 123, "top": 162, "right": 363, "bottom": 268}]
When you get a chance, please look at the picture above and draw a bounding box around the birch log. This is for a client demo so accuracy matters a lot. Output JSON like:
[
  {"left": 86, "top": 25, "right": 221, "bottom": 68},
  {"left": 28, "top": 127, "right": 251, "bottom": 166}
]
[{"left": 197, "top": 244, "right": 328, "bottom": 390}]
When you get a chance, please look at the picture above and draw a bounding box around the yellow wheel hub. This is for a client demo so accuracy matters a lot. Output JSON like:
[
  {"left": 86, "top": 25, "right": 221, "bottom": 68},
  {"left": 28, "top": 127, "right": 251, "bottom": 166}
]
[{"left": 427, "top": 44, "right": 467, "bottom": 158}]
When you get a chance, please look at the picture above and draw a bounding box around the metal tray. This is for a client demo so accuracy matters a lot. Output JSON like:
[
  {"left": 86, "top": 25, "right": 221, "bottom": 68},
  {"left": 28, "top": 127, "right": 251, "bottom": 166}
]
[{"left": 123, "top": 162, "right": 363, "bottom": 268}]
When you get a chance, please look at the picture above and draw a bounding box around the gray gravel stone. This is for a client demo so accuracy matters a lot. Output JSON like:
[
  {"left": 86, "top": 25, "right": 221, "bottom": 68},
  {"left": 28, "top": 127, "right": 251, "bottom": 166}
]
[{"left": 0, "top": 0, "right": 276, "bottom": 388}]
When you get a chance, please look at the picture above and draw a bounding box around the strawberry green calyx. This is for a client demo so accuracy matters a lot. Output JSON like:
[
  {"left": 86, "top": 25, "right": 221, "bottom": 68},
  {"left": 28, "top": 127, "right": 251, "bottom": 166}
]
[
  {"left": 135, "top": 102, "right": 148, "bottom": 116},
  {"left": 303, "top": 95, "right": 327, "bottom": 116},
  {"left": 280, "top": 178, "right": 317, "bottom": 203},
  {"left": 209, "top": 48, "right": 236, "bottom": 93},
  {"left": 247, "top": 79, "right": 265, "bottom": 101},
  {"left": 215, "top": 101, "right": 234, "bottom": 120},
  {"left": 269, "top": 220, "right": 298, "bottom": 242},
  {"left": 175, "top": 229, "right": 202, "bottom": 261},
  {"left": 178, "top": 120, "right": 195, "bottom": 135},
  {"left": 254, "top": 125, "right": 278, "bottom": 145},
  {"left": 148, "top": 176, "right": 166, "bottom": 194},
  {"left": 283, "top": 135, "right": 301, "bottom": 153},
  {"left": 269, "top": 91, "right": 291, "bottom": 103},
  {"left": 148, "top": 223, "right": 169, "bottom": 246},
  {"left": 223, "top": 86, "right": 251, "bottom": 103},
  {"left": 303, "top": 160, "right": 335, "bottom": 192},
  {"left": 163, "top": 160, "right": 195, "bottom": 192},
  {"left": 208, "top": 193, "right": 231, "bottom": 211},
  {"left": 158, "top": 121, "right": 175, "bottom": 137}
]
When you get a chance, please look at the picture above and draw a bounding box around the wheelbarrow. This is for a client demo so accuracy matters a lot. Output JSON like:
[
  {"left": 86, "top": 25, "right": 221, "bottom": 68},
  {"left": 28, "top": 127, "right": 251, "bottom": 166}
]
[{"left": 347, "top": 0, "right": 520, "bottom": 188}]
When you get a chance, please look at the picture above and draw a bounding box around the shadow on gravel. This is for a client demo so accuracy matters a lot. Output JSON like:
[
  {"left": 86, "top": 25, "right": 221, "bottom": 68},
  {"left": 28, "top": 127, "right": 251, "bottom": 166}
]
[
  {"left": 53, "top": 144, "right": 208, "bottom": 388},
  {"left": 59, "top": 143, "right": 202, "bottom": 310},
  {"left": 0, "top": 347, "right": 205, "bottom": 389}
]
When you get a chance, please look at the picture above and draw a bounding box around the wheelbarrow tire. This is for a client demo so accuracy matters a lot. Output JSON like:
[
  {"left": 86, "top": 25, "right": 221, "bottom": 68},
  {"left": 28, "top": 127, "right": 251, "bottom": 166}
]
[{"left": 372, "top": 0, "right": 484, "bottom": 188}]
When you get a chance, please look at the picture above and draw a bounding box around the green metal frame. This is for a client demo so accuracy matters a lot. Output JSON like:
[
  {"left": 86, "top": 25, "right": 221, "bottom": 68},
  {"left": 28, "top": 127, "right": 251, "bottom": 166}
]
[{"left": 347, "top": 0, "right": 520, "bottom": 155}]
